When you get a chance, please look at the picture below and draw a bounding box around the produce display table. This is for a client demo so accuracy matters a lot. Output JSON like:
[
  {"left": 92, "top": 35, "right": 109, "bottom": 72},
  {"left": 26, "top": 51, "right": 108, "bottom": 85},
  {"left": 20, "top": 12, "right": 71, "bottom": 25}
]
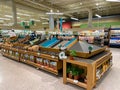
[
  {"left": 63, "top": 50, "right": 112, "bottom": 90},
  {"left": 1, "top": 46, "right": 62, "bottom": 75},
  {"left": 1, "top": 37, "right": 113, "bottom": 90}
]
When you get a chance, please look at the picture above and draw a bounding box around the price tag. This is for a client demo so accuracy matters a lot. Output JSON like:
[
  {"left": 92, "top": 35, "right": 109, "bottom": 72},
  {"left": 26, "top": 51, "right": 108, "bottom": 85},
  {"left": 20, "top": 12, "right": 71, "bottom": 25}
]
[
  {"left": 73, "top": 80, "right": 78, "bottom": 83},
  {"left": 41, "top": 66, "right": 44, "bottom": 68},
  {"left": 51, "top": 56, "right": 55, "bottom": 58},
  {"left": 37, "top": 53, "right": 40, "bottom": 55}
]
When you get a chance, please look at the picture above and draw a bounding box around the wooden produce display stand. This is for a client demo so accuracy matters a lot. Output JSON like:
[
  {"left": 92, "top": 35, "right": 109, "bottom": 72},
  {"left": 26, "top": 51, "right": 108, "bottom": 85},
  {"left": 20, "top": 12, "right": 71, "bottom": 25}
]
[
  {"left": 19, "top": 48, "right": 62, "bottom": 75},
  {"left": 1, "top": 46, "right": 20, "bottom": 61},
  {"left": 63, "top": 50, "right": 112, "bottom": 90},
  {"left": 1, "top": 38, "right": 77, "bottom": 75},
  {"left": 1, "top": 36, "right": 113, "bottom": 90},
  {"left": 1, "top": 45, "right": 62, "bottom": 75}
]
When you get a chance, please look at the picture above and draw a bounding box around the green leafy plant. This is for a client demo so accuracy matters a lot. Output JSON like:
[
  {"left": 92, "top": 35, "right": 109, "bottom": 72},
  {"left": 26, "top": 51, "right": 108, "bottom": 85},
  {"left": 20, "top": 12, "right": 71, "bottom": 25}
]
[
  {"left": 67, "top": 65, "right": 72, "bottom": 73},
  {"left": 72, "top": 70, "right": 80, "bottom": 76},
  {"left": 72, "top": 66, "right": 84, "bottom": 76},
  {"left": 69, "top": 50, "right": 77, "bottom": 60},
  {"left": 70, "top": 50, "right": 77, "bottom": 57},
  {"left": 88, "top": 46, "right": 93, "bottom": 54}
]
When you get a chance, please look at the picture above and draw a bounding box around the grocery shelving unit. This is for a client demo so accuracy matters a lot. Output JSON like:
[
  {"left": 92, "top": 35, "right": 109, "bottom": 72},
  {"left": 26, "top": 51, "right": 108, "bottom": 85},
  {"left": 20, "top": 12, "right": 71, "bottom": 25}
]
[
  {"left": 63, "top": 50, "right": 112, "bottom": 90},
  {"left": 110, "top": 28, "right": 120, "bottom": 47},
  {"left": 104, "top": 28, "right": 111, "bottom": 46}
]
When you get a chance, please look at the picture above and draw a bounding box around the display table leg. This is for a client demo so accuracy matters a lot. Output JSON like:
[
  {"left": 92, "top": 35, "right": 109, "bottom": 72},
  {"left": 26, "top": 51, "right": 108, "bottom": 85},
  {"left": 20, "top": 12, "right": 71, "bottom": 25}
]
[
  {"left": 87, "top": 64, "right": 94, "bottom": 90},
  {"left": 63, "top": 60, "right": 67, "bottom": 84}
]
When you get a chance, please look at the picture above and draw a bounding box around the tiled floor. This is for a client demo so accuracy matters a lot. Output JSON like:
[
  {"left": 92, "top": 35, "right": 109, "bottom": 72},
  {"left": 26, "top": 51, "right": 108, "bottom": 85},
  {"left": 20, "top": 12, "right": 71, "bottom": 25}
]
[{"left": 0, "top": 48, "right": 120, "bottom": 90}]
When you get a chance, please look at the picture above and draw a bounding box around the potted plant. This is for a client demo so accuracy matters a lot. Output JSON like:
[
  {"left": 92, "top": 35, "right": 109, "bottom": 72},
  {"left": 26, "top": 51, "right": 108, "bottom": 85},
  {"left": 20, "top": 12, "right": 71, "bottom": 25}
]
[
  {"left": 68, "top": 71, "right": 73, "bottom": 79},
  {"left": 73, "top": 70, "right": 80, "bottom": 80},
  {"left": 69, "top": 50, "right": 77, "bottom": 60},
  {"left": 67, "top": 65, "right": 72, "bottom": 79},
  {"left": 88, "top": 46, "right": 93, "bottom": 54}
]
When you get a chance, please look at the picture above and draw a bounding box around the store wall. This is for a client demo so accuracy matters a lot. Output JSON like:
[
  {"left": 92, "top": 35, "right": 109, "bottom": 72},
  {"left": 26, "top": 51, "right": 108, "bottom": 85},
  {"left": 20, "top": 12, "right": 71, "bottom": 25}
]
[
  {"left": 62, "top": 22, "right": 72, "bottom": 29},
  {"left": 72, "top": 15, "right": 120, "bottom": 28}
]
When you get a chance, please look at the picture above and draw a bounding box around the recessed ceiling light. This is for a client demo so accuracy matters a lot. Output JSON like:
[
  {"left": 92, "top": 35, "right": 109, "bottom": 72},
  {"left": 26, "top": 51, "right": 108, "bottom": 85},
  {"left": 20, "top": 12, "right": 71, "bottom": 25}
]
[
  {"left": 96, "top": 3, "right": 99, "bottom": 6},
  {"left": 80, "top": 3, "right": 82, "bottom": 5},
  {"left": 46, "top": 9, "right": 63, "bottom": 15},
  {"left": 57, "top": 10, "right": 59, "bottom": 12},
  {"left": 50, "top": 9, "right": 53, "bottom": 12}
]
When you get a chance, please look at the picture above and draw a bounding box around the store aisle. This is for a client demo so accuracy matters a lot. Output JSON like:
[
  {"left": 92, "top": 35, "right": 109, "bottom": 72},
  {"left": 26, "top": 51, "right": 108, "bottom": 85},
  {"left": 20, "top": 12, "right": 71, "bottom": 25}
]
[{"left": 0, "top": 48, "right": 120, "bottom": 90}]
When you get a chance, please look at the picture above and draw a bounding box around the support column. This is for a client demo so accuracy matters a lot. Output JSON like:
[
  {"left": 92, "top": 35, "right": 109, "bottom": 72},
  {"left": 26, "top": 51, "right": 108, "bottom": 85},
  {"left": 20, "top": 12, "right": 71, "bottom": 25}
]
[
  {"left": 49, "top": 14, "right": 54, "bottom": 30},
  {"left": 88, "top": 9, "right": 93, "bottom": 28},
  {"left": 56, "top": 18, "right": 59, "bottom": 30},
  {"left": 11, "top": 0, "right": 17, "bottom": 25}
]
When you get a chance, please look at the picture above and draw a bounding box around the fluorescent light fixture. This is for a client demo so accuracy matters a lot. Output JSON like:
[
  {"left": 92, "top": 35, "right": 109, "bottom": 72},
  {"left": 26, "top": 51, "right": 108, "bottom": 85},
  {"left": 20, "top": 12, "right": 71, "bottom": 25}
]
[
  {"left": 0, "top": 18, "right": 11, "bottom": 20},
  {"left": 42, "top": 22, "right": 48, "bottom": 24},
  {"left": 106, "top": 0, "right": 120, "bottom": 2},
  {"left": 40, "top": 17, "right": 49, "bottom": 20},
  {"left": 71, "top": 17, "right": 79, "bottom": 20},
  {"left": 22, "top": 20, "right": 29, "bottom": 22},
  {"left": 5, "top": 15, "right": 20, "bottom": 19},
  {"left": 3, "top": 24, "right": 13, "bottom": 26},
  {"left": 46, "top": 12, "right": 64, "bottom": 15},
  {"left": 17, "top": 13, "right": 31, "bottom": 16},
  {"left": 5, "top": 15, "right": 13, "bottom": 18},
  {"left": 0, "top": 18, "right": 5, "bottom": 19},
  {"left": 34, "top": 20, "right": 40, "bottom": 22},
  {"left": 95, "top": 14, "right": 102, "bottom": 18},
  {"left": 30, "top": 19, "right": 40, "bottom": 22},
  {"left": 17, "top": 17, "right": 20, "bottom": 19},
  {"left": 3, "top": 24, "right": 12, "bottom": 26}
]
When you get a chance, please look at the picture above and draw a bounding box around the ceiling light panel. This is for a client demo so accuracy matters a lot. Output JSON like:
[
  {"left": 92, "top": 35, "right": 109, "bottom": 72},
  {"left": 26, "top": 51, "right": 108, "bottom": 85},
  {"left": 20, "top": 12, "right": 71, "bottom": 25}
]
[{"left": 106, "top": 0, "right": 120, "bottom": 2}]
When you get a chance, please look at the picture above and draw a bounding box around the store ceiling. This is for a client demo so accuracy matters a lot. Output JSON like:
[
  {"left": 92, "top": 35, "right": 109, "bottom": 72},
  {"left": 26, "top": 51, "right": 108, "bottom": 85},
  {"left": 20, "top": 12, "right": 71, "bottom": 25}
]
[{"left": 0, "top": 0, "right": 120, "bottom": 27}]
